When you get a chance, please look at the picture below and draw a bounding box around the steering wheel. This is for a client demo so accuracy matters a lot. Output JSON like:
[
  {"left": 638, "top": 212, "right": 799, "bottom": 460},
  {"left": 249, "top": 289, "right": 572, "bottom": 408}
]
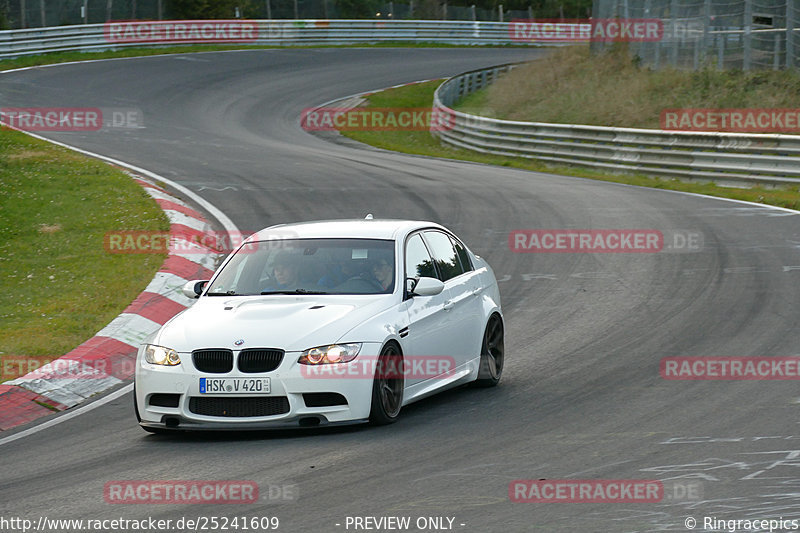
[{"left": 335, "top": 275, "right": 383, "bottom": 292}]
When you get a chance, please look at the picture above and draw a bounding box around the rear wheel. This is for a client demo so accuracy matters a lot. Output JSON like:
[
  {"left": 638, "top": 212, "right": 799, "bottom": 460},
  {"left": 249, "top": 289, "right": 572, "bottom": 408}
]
[
  {"left": 369, "top": 343, "right": 404, "bottom": 425},
  {"left": 474, "top": 314, "right": 504, "bottom": 387}
]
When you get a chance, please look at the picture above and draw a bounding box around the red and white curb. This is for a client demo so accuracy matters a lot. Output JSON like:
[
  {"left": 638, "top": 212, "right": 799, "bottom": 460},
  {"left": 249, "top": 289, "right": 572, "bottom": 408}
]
[{"left": 0, "top": 174, "right": 226, "bottom": 431}]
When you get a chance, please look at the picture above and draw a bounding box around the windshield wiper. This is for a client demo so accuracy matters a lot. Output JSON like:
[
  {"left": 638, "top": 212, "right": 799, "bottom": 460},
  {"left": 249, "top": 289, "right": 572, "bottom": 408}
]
[
  {"left": 206, "top": 290, "right": 238, "bottom": 296},
  {"left": 260, "top": 289, "right": 329, "bottom": 295}
]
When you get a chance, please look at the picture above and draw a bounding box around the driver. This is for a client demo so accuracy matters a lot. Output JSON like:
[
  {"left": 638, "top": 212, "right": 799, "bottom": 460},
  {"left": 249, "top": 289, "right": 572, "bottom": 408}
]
[{"left": 265, "top": 253, "right": 299, "bottom": 291}]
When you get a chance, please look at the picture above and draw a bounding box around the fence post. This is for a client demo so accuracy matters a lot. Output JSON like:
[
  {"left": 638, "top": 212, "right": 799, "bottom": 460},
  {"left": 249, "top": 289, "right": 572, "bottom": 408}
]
[
  {"left": 527, "top": 5, "right": 532, "bottom": 20},
  {"left": 265, "top": 0, "right": 272, "bottom": 19},
  {"left": 717, "top": 28, "right": 725, "bottom": 68},
  {"left": 158, "top": 0, "right": 162, "bottom": 20},
  {"left": 293, "top": 0, "right": 298, "bottom": 20},
  {"left": 131, "top": 0, "right": 136, "bottom": 19},
  {"left": 471, "top": 4, "right": 476, "bottom": 21},
  {"left": 670, "top": 0, "right": 678, "bottom": 66},
  {"left": 498, "top": 4, "right": 503, "bottom": 22},
  {"left": 643, "top": 0, "right": 653, "bottom": 65},
  {"left": 788, "top": 0, "right": 795, "bottom": 68},
  {"left": 20, "top": 0, "right": 25, "bottom": 28},
  {"left": 39, "top": 0, "right": 44, "bottom": 26},
  {"left": 443, "top": 2, "right": 447, "bottom": 20},
  {"left": 743, "top": 0, "right": 752, "bottom": 70},
  {"left": 82, "top": 0, "right": 87, "bottom": 24},
  {"left": 702, "top": 0, "right": 711, "bottom": 65},
  {"left": 590, "top": 0, "right": 601, "bottom": 54}
]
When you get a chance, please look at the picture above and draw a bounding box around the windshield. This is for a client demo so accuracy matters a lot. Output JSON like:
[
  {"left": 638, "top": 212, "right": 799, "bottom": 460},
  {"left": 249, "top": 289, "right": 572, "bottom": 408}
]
[{"left": 207, "top": 238, "right": 396, "bottom": 296}]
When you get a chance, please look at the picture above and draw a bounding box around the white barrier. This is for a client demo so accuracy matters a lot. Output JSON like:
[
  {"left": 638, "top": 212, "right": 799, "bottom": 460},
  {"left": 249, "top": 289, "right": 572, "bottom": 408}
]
[
  {"left": 433, "top": 64, "right": 800, "bottom": 186},
  {"left": 0, "top": 19, "right": 546, "bottom": 59}
]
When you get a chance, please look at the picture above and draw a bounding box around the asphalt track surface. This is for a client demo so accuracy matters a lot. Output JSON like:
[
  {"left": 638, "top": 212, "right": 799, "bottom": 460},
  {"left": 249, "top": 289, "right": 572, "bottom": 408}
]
[{"left": 2, "top": 48, "right": 800, "bottom": 532}]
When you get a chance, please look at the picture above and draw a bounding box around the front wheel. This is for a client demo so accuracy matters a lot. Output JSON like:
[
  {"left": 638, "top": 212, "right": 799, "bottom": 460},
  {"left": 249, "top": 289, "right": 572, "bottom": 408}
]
[
  {"left": 474, "top": 314, "right": 504, "bottom": 387},
  {"left": 369, "top": 343, "right": 404, "bottom": 425}
]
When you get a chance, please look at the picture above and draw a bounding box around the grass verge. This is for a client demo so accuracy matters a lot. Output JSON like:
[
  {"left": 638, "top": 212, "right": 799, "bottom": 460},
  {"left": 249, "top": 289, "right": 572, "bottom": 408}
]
[
  {"left": 456, "top": 44, "right": 800, "bottom": 129},
  {"left": 338, "top": 80, "right": 800, "bottom": 211},
  {"left": 0, "top": 128, "right": 169, "bottom": 381}
]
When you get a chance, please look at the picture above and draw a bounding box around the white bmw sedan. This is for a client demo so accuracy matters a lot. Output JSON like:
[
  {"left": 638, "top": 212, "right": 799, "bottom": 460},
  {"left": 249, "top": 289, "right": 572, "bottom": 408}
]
[{"left": 134, "top": 218, "right": 503, "bottom": 432}]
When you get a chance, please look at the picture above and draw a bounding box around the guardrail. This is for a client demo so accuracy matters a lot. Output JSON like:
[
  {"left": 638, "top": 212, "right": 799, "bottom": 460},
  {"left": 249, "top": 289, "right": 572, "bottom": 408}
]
[
  {"left": 433, "top": 64, "right": 800, "bottom": 187},
  {"left": 0, "top": 20, "right": 544, "bottom": 60}
]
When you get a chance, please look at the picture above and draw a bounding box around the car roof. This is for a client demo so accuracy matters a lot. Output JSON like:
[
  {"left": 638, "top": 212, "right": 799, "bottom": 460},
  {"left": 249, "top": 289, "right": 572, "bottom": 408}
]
[{"left": 246, "top": 218, "right": 449, "bottom": 242}]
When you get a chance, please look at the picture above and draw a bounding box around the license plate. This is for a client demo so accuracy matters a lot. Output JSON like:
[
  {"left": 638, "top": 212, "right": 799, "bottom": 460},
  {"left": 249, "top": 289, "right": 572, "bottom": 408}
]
[{"left": 199, "top": 377, "right": 271, "bottom": 394}]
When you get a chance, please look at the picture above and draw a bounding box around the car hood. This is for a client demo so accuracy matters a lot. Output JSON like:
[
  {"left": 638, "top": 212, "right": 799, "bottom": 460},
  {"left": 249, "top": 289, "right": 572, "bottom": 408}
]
[{"left": 154, "top": 294, "right": 396, "bottom": 353}]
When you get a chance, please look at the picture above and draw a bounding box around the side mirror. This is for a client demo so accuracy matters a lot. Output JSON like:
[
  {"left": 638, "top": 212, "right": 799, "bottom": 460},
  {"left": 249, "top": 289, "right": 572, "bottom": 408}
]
[
  {"left": 410, "top": 276, "right": 444, "bottom": 297},
  {"left": 182, "top": 280, "right": 209, "bottom": 299}
]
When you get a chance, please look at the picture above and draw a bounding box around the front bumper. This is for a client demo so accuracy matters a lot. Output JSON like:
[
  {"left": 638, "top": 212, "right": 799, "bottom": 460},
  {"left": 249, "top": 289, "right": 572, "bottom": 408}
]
[{"left": 135, "top": 343, "right": 380, "bottom": 430}]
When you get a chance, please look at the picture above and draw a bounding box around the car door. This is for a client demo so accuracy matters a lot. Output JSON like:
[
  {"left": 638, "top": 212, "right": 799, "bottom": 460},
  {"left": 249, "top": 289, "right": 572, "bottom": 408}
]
[
  {"left": 421, "top": 230, "right": 484, "bottom": 368},
  {"left": 401, "top": 232, "right": 453, "bottom": 388}
]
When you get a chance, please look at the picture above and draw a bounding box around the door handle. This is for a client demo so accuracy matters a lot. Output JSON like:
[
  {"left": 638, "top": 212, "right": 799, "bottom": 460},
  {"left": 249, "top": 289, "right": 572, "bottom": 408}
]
[{"left": 443, "top": 300, "right": 454, "bottom": 311}]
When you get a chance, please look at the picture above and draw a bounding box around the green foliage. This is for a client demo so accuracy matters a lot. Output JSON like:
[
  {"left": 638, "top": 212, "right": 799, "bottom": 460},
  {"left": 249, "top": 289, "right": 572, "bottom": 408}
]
[
  {"left": 336, "top": 0, "right": 383, "bottom": 18},
  {"left": 166, "top": 0, "right": 258, "bottom": 19},
  {"left": 0, "top": 130, "right": 169, "bottom": 362}
]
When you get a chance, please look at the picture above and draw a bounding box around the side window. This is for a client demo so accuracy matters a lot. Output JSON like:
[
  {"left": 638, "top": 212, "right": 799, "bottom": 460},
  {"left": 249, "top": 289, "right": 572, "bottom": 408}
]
[
  {"left": 423, "top": 230, "right": 465, "bottom": 282},
  {"left": 405, "top": 234, "right": 436, "bottom": 279},
  {"left": 450, "top": 235, "right": 473, "bottom": 272}
]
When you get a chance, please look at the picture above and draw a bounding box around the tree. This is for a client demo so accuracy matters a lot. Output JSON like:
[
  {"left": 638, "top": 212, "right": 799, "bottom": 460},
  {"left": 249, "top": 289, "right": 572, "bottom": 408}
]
[{"left": 336, "top": 0, "right": 382, "bottom": 18}]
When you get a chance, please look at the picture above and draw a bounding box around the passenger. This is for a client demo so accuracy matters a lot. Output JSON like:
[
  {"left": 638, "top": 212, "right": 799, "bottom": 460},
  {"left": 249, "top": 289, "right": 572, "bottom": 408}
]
[{"left": 370, "top": 257, "right": 394, "bottom": 291}]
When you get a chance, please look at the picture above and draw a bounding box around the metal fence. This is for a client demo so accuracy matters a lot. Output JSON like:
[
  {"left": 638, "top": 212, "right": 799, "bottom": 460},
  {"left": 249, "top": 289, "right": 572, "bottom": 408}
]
[
  {"left": 593, "top": 0, "right": 800, "bottom": 70},
  {"left": 0, "top": 20, "right": 544, "bottom": 59},
  {"left": 433, "top": 64, "right": 800, "bottom": 186},
  {"left": 1, "top": 0, "right": 539, "bottom": 29}
]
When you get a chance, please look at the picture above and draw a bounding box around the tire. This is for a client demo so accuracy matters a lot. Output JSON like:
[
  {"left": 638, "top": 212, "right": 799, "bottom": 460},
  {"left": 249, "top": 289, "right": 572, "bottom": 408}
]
[
  {"left": 474, "top": 314, "right": 504, "bottom": 387},
  {"left": 369, "top": 343, "right": 404, "bottom": 425}
]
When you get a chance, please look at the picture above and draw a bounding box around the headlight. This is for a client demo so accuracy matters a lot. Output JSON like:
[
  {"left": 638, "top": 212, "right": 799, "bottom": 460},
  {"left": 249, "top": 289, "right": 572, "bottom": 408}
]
[
  {"left": 144, "top": 344, "right": 181, "bottom": 366},
  {"left": 298, "top": 343, "right": 361, "bottom": 365}
]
